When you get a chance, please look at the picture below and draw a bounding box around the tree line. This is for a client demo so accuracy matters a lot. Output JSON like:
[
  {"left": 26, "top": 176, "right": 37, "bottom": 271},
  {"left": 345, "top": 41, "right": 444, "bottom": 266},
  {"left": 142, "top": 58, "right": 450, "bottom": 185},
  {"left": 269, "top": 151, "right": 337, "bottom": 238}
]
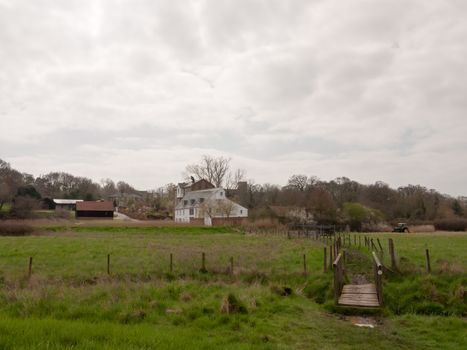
[{"left": 1, "top": 157, "right": 466, "bottom": 227}]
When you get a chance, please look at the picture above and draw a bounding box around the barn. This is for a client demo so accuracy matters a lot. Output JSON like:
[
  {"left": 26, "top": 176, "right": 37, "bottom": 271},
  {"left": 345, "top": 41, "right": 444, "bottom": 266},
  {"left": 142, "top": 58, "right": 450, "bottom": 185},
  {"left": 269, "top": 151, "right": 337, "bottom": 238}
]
[{"left": 75, "top": 201, "right": 114, "bottom": 219}]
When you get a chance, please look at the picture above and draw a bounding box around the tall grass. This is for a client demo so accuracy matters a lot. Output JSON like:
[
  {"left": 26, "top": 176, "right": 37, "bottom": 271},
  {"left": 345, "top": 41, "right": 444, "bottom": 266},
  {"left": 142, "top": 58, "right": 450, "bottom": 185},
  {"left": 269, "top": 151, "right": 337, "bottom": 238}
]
[{"left": 0, "top": 228, "right": 465, "bottom": 348}]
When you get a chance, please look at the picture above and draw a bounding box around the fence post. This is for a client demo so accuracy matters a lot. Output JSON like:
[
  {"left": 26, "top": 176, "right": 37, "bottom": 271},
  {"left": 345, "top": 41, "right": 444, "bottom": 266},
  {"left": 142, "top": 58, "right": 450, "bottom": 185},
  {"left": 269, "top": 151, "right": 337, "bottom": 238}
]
[
  {"left": 170, "top": 253, "right": 173, "bottom": 273},
  {"left": 303, "top": 254, "right": 307, "bottom": 275},
  {"left": 371, "top": 238, "right": 377, "bottom": 251},
  {"left": 388, "top": 239, "right": 397, "bottom": 270},
  {"left": 358, "top": 235, "right": 361, "bottom": 248},
  {"left": 425, "top": 249, "right": 431, "bottom": 273},
  {"left": 107, "top": 254, "right": 110, "bottom": 275},
  {"left": 28, "top": 257, "right": 33, "bottom": 278},
  {"left": 230, "top": 256, "right": 234, "bottom": 275},
  {"left": 377, "top": 238, "right": 384, "bottom": 252}
]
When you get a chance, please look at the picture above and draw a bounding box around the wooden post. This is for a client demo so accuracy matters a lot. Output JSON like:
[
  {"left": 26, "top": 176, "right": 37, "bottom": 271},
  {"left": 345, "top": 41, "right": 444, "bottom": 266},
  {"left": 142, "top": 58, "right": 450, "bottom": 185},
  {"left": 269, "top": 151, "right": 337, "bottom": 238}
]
[
  {"left": 170, "top": 253, "right": 173, "bottom": 273},
  {"left": 377, "top": 238, "right": 384, "bottom": 252},
  {"left": 371, "top": 238, "right": 377, "bottom": 251},
  {"left": 107, "top": 254, "right": 110, "bottom": 275},
  {"left": 425, "top": 249, "right": 431, "bottom": 273},
  {"left": 372, "top": 252, "right": 384, "bottom": 306},
  {"left": 354, "top": 234, "right": 356, "bottom": 246},
  {"left": 333, "top": 253, "right": 343, "bottom": 304},
  {"left": 388, "top": 239, "right": 397, "bottom": 270},
  {"left": 303, "top": 254, "right": 307, "bottom": 275},
  {"left": 230, "top": 256, "right": 234, "bottom": 275},
  {"left": 323, "top": 247, "right": 327, "bottom": 273},
  {"left": 358, "top": 235, "right": 361, "bottom": 248},
  {"left": 28, "top": 257, "right": 33, "bottom": 278}
]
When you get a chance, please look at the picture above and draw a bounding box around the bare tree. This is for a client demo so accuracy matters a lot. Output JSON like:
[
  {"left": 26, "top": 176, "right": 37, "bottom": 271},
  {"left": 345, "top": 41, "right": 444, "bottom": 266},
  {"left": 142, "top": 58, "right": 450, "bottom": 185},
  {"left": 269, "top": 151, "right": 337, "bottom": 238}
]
[
  {"left": 225, "top": 168, "right": 246, "bottom": 189},
  {"left": 185, "top": 155, "right": 231, "bottom": 187},
  {"left": 199, "top": 198, "right": 218, "bottom": 220},
  {"left": 100, "top": 178, "right": 117, "bottom": 198},
  {"left": 0, "top": 159, "right": 24, "bottom": 210},
  {"left": 287, "top": 174, "right": 308, "bottom": 192},
  {"left": 216, "top": 199, "right": 235, "bottom": 218}
]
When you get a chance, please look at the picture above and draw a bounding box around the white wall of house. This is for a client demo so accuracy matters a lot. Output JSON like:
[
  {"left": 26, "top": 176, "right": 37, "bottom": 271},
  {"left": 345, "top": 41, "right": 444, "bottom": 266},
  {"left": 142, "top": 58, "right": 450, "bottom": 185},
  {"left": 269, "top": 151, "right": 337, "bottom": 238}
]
[{"left": 174, "top": 187, "right": 248, "bottom": 223}]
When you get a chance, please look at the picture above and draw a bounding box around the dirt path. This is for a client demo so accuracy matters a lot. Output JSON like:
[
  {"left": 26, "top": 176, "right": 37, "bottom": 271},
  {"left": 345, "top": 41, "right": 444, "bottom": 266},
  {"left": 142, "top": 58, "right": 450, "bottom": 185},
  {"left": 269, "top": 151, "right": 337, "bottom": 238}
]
[{"left": 114, "top": 211, "right": 141, "bottom": 222}]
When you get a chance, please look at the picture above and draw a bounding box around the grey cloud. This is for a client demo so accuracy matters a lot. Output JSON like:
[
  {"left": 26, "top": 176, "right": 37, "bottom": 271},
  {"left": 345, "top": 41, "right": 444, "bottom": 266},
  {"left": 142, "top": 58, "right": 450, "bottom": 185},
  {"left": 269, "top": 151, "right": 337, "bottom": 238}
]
[{"left": 1, "top": 0, "right": 467, "bottom": 195}]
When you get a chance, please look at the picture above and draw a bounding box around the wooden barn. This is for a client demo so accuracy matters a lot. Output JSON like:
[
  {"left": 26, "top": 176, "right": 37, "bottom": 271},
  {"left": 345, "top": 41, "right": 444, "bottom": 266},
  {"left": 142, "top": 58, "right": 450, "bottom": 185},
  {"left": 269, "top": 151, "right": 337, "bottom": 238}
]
[{"left": 75, "top": 201, "right": 114, "bottom": 219}]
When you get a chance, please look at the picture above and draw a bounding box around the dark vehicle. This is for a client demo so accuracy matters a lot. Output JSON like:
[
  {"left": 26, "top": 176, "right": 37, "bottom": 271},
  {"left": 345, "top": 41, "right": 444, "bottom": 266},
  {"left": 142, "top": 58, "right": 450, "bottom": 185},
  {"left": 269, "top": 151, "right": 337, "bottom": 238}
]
[{"left": 393, "top": 223, "right": 410, "bottom": 233}]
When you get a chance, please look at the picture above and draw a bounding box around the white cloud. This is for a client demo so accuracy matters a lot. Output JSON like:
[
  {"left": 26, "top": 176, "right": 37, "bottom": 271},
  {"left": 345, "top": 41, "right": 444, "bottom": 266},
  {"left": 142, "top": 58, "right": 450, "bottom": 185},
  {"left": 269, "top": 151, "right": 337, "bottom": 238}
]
[{"left": 1, "top": 0, "right": 466, "bottom": 195}]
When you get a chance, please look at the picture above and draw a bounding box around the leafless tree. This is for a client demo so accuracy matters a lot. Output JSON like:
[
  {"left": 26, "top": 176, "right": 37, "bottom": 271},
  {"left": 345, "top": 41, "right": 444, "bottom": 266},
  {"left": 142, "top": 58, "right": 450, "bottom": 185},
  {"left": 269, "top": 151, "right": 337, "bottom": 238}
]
[
  {"left": 216, "top": 199, "right": 236, "bottom": 218},
  {"left": 225, "top": 168, "right": 246, "bottom": 189},
  {"left": 199, "top": 198, "right": 218, "bottom": 219},
  {"left": 185, "top": 155, "right": 231, "bottom": 187},
  {"left": 287, "top": 174, "right": 308, "bottom": 192},
  {"left": 100, "top": 178, "right": 117, "bottom": 198},
  {"left": 0, "top": 159, "right": 24, "bottom": 210}
]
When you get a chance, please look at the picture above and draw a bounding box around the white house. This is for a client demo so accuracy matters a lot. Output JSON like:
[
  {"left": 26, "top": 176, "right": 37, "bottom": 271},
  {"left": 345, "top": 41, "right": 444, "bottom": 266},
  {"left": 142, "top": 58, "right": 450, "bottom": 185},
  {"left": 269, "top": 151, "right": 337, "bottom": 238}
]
[{"left": 174, "top": 180, "right": 248, "bottom": 225}]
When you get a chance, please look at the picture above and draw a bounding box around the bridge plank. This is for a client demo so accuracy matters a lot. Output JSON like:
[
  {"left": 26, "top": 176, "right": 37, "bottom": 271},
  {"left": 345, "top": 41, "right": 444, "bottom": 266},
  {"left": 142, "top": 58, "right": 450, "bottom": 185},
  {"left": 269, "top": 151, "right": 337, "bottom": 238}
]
[{"left": 338, "top": 283, "right": 380, "bottom": 308}]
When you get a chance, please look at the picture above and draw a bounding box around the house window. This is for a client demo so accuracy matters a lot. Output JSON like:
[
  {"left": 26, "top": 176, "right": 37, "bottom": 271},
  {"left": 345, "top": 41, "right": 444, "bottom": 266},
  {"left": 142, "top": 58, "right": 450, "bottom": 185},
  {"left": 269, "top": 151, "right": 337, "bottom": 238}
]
[
  {"left": 184, "top": 200, "right": 188, "bottom": 206},
  {"left": 220, "top": 192, "right": 223, "bottom": 196},
  {"left": 240, "top": 210, "right": 243, "bottom": 214},
  {"left": 199, "top": 198, "right": 204, "bottom": 203},
  {"left": 189, "top": 208, "right": 194, "bottom": 216},
  {"left": 190, "top": 199, "right": 195, "bottom": 205}
]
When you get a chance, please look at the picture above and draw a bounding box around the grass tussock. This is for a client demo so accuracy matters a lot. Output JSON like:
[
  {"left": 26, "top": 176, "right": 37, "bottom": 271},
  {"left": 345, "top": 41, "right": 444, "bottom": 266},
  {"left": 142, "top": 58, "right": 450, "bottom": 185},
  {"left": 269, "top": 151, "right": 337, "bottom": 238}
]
[
  {"left": 384, "top": 274, "right": 467, "bottom": 316},
  {"left": 0, "top": 222, "right": 34, "bottom": 236}
]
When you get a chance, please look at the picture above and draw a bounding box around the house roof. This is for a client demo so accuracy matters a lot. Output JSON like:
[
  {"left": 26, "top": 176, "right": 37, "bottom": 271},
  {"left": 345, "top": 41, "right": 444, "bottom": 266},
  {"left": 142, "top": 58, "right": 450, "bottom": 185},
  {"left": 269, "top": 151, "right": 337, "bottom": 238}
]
[
  {"left": 53, "top": 199, "right": 84, "bottom": 205},
  {"left": 76, "top": 201, "right": 114, "bottom": 211}
]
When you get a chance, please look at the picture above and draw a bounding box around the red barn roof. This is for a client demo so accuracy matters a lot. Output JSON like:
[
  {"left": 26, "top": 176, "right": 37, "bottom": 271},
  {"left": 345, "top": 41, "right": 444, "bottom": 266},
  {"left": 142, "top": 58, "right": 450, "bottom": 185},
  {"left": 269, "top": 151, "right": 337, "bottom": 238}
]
[{"left": 76, "top": 201, "right": 114, "bottom": 211}]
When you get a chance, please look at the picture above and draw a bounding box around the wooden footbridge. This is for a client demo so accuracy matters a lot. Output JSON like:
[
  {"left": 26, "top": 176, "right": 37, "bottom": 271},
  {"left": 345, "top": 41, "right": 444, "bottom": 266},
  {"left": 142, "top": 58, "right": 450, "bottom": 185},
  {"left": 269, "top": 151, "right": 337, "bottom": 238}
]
[{"left": 333, "top": 251, "right": 383, "bottom": 308}]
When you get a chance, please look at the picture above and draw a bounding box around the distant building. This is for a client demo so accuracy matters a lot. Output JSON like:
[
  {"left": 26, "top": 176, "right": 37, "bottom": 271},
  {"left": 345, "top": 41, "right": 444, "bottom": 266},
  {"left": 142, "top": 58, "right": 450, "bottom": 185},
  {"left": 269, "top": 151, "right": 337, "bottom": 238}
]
[
  {"left": 174, "top": 179, "right": 248, "bottom": 225},
  {"left": 76, "top": 200, "right": 114, "bottom": 219},
  {"left": 53, "top": 199, "right": 83, "bottom": 211}
]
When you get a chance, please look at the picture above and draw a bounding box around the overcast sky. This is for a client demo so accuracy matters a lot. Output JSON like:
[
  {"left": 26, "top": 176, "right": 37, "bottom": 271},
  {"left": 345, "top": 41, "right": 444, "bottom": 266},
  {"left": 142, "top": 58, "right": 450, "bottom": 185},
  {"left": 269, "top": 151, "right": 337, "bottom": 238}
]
[{"left": 1, "top": 0, "right": 466, "bottom": 195}]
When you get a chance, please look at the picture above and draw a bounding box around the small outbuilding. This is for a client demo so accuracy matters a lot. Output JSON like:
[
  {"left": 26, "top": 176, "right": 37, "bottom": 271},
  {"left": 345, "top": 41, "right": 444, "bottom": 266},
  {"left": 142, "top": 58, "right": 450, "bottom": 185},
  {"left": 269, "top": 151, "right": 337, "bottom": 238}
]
[
  {"left": 76, "top": 200, "right": 114, "bottom": 219},
  {"left": 53, "top": 199, "right": 83, "bottom": 211}
]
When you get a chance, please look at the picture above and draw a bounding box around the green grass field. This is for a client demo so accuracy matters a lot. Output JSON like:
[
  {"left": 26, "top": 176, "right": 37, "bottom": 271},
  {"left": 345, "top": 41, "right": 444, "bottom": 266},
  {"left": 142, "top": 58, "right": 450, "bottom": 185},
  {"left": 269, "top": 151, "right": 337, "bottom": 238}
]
[{"left": 0, "top": 225, "right": 465, "bottom": 349}]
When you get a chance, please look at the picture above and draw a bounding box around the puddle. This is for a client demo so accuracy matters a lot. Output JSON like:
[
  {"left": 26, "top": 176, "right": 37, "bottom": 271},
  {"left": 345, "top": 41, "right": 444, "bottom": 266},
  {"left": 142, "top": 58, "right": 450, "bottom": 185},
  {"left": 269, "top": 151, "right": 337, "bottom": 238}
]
[{"left": 345, "top": 316, "right": 378, "bottom": 328}]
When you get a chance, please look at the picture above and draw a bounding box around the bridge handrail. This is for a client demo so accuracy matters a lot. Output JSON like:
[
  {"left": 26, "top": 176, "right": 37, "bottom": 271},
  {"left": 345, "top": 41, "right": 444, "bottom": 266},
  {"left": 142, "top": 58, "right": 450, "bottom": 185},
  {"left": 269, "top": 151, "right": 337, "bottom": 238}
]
[
  {"left": 332, "top": 252, "right": 344, "bottom": 303},
  {"left": 372, "top": 251, "right": 384, "bottom": 305}
]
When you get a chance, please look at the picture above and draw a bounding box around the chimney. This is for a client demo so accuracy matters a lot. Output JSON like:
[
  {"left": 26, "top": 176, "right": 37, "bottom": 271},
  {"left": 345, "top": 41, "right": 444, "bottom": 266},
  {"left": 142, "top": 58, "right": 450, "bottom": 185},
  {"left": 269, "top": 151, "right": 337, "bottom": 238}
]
[{"left": 237, "top": 181, "right": 248, "bottom": 207}]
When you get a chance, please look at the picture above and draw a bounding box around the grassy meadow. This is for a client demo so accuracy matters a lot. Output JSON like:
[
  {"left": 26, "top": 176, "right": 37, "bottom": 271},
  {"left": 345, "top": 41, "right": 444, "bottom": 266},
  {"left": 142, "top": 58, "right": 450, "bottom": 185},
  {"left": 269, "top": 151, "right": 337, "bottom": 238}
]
[{"left": 0, "top": 223, "right": 465, "bottom": 349}]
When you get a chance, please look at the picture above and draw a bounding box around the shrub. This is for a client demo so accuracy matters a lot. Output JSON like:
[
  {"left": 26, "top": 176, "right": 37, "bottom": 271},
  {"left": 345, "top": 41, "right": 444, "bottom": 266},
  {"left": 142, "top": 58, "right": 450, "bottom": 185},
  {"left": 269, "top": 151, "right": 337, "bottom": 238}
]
[
  {"left": 434, "top": 219, "right": 467, "bottom": 231},
  {"left": 270, "top": 285, "right": 293, "bottom": 296},
  {"left": 220, "top": 293, "right": 248, "bottom": 314},
  {"left": 10, "top": 197, "right": 40, "bottom": 219},
  {"left": 0, "top": 222, "right": 34, "bottom": 236}
]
